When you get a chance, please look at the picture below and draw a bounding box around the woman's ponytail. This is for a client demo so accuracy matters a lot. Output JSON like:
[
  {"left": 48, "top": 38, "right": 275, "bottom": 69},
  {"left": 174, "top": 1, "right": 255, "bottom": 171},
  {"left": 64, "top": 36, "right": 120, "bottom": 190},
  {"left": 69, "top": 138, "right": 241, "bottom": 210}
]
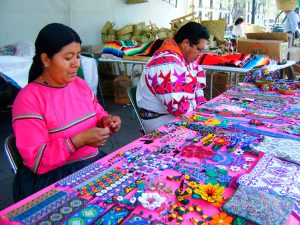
[{"left": 28, "top": 54, "right": 43, "bottom": 83}]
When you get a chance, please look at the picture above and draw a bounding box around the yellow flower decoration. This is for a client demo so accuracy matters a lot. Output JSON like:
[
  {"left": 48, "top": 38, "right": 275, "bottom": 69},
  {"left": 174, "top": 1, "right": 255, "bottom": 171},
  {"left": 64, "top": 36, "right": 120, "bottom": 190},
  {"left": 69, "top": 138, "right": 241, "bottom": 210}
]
[
  {"left": 205, "top": 118, "right": 221, "bottom": 125},
  {"left": 177, "top": 196, "right": 184, "bottom": 201},
  {"left": 184, "top": 174, "right": 190, "bottom": 180},
  {"left": 202, "top": 214, "right": 209, "bottom": 219},
  {"left": 194, "top": 183, "right": 225, "bottom": 206},
  {"left": 210, "top": 212, "right": 233, "bottom": 225},
  {"left": 186, "top": 188, "right": 192, "bottom": 195},
  {"left": 188, "top": 181, "right": 198, "bottom": 189}
]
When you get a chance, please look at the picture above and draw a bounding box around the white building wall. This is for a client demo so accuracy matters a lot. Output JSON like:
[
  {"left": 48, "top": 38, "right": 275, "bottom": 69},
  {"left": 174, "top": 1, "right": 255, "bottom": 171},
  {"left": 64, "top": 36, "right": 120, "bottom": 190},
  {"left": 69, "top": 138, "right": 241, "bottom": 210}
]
[{"left": 0, "top": 0, "right": 189, "bottom": 46}]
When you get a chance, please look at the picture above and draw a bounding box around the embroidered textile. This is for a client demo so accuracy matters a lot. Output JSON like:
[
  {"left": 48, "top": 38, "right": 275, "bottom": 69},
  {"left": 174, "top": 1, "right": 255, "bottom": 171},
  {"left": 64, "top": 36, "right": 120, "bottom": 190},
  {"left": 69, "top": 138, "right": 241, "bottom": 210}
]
[
  {"left": 250, "top": 136, "right": 300, "bottom": 165},
  {"left": 235, "top": 154, "right": 300, "bottom": 219},
  {"left": 223, "top": 185, "right": 295, "bottom": 225}
]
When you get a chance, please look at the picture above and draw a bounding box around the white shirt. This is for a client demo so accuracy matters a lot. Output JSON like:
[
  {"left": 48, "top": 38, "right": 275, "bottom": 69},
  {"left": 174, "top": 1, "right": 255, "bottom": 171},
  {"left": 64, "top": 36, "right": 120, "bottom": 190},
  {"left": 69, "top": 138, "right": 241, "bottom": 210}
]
[
  {"left": 232, "top": 24, "right": 245, "bottom": 38},
  {"left": 283, "top": 11, "right": 299, "bottom": 33}
]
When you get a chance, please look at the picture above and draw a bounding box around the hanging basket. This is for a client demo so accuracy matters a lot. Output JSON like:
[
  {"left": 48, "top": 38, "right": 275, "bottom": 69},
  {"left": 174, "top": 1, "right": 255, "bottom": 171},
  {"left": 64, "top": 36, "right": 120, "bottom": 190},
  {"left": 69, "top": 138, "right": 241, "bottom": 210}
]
[{"left": 275, "top": 0, "right": 297, "bottom": 10}]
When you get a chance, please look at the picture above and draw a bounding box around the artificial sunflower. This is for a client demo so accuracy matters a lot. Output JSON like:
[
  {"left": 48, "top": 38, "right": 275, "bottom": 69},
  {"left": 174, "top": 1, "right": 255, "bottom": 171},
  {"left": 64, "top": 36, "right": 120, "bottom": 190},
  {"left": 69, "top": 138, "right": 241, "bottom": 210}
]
[
  {"left": 194, "top": 183, "right": 225, "bottom": 207},
  {"left": 210, "top": 212, "right": 233, "bottom": 225}
]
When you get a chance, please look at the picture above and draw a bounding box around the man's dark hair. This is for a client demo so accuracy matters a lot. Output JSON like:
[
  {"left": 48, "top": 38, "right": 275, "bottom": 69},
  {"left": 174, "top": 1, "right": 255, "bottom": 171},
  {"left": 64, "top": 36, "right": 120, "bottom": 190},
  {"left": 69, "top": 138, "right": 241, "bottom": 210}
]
[
  {"left": 174, "top": 22, "right": 210, "bottom": 45},
  {"left": 235, "top": 17, "right": 244, "bottom": 25}
]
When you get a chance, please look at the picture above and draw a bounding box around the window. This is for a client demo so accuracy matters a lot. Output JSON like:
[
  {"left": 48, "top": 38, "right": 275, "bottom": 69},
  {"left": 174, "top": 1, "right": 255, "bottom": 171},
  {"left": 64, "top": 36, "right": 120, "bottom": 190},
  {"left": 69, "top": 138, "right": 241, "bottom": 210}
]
[
  {"left": 199, "top": 11, "right": 202, "bottom": 20},
  {"left": 199, "top": 0, "right": 202, "bottom": 7},
  {"left": 163, "top": 0, "right": 177, "bottom": 7}
]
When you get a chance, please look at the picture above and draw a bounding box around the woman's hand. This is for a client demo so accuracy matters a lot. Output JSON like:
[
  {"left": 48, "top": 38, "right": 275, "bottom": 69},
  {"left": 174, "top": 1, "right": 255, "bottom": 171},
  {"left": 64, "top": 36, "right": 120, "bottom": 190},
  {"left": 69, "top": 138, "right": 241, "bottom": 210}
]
[
  {"left": 100, "top": 115, "right": 121, "bottom": 133},
  {"left": 71, "top": 127, "right": 110, "bottom": 148}
]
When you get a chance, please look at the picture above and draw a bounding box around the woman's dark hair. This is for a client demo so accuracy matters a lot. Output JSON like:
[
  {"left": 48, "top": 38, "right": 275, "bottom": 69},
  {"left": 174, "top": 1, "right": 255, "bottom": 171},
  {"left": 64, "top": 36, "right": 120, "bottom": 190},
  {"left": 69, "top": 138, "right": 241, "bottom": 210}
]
[
  {"left": 174, "top": 22, "right": 210, "bottom": 45},
  {"left": 235, "top": 17, "right": 244, "bottom": 25},
  {"left": 28, "top": 23, "right": 82, "bottom": 83}
]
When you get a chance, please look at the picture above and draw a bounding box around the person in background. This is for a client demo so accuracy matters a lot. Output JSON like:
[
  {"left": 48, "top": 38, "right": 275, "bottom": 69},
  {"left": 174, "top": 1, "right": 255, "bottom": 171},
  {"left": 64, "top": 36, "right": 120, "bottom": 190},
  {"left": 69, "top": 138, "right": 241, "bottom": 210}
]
[
  {"left": 136, "top": 22, "right": 209, "bottom": 133},
  {"left": 12, "top": 23, "right": 121, "bottom": 202},
  {"left": 283, "top": 9, "right": 299, "bottom": 35},
  {"left": 232, "top": 17, "right": 246, "bottom": 39}
]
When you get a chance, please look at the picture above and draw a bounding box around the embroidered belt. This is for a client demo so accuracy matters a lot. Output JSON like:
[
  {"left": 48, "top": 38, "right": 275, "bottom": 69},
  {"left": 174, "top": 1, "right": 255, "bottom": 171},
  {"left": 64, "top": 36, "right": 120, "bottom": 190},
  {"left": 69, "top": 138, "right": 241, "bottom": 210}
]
[{"left": 138, "top": 108, "right": 167, "bottom": 120}]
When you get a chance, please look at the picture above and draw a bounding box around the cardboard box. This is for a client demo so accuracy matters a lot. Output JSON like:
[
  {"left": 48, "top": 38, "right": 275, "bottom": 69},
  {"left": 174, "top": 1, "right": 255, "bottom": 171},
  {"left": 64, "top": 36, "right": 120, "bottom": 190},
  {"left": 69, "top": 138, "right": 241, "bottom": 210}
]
[
  {"left": 246, "top": 32, "right": 288, "bottom": 41},
  {"left": 288, "top": 47, "right": 300, "bottom": 61},
  {"left": 237, "top": 39, "right": 288, "bottom": 60}
]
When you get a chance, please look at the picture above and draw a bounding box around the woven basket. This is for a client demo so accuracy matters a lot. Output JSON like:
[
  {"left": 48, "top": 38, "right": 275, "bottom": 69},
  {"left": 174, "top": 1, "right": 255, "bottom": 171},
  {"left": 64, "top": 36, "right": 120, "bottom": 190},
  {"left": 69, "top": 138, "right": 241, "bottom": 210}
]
[
  {"left": 117, "top": 25, "right": 133, "bottom": 36},
  {"left": 101, "top": 34, "right": 115, "bottom": 43},
  {"left": 275, "top": 0, "right": 297, "bottom": 10},
  {"left": 117, "top": 34, "right": 132, "bottom": 41},
  {"left": 102, "top": 21, "right": 113, "bottom": 34}
]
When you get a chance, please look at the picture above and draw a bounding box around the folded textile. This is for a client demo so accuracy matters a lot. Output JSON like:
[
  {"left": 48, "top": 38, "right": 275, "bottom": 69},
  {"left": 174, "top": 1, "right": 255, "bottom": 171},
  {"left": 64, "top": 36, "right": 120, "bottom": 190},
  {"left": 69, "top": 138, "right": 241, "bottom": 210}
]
[
  {"left": 243, "top": 55, "right": 270, "bottom": 69},
  {"left": 102, "top": 41, "right": 123, "bottom": 58},
  {"left": 223, "top": 185, "right": 295, "bottom": 225},
  {"left": 197, "top": 53, "right": 270, "bottom": 69},
  {"left": 102, "top": 39, "right": 164, "bottom": 58},
  {"left": 197, "top": 53, "right": 252, "bottom": 67}
]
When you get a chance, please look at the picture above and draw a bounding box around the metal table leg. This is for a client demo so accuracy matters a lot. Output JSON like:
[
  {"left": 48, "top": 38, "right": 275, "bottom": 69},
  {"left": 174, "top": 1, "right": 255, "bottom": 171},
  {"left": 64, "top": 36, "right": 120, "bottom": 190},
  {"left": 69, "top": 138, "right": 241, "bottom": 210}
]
[{"left": 210, "top": 71, "right": 215, "bottom": 100}]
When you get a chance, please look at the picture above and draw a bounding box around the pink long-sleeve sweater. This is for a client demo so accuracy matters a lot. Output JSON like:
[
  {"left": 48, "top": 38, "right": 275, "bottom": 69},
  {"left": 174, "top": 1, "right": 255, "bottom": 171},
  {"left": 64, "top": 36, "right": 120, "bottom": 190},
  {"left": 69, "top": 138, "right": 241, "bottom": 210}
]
[{"left": 12, "top": 77, "right": 107, "bottom": 174}]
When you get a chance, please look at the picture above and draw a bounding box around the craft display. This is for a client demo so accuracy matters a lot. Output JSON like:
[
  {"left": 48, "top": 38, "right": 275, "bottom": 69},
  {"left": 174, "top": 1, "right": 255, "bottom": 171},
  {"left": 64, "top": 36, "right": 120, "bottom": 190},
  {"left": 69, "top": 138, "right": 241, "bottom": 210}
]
[{"left": 0, "top": 82, "right": 299, "bottom": 225}]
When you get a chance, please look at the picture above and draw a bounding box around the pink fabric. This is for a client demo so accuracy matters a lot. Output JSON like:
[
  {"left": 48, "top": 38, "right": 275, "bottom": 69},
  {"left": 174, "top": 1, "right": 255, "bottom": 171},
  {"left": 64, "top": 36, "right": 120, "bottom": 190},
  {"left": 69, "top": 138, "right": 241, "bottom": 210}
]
[
  {"left": 12, "top": 77, "right": 107, "bottom": 174},
  {"left": 136, "top": 38, "right": 206, "bottom": 117}
]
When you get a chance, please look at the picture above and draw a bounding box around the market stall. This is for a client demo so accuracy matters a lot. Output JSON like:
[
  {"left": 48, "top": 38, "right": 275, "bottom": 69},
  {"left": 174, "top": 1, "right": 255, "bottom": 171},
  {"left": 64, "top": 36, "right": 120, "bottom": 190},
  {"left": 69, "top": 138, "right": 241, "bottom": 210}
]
[{"left": 0, "top": 81, "right": 299, "bottom": 225}]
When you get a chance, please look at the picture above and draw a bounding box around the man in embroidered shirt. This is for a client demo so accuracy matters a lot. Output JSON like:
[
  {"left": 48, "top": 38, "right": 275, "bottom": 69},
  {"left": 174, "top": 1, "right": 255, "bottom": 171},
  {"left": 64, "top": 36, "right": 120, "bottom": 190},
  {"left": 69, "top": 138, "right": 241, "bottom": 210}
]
[{"left": 136, "top": 22, "right": 209, "bottom": 132}]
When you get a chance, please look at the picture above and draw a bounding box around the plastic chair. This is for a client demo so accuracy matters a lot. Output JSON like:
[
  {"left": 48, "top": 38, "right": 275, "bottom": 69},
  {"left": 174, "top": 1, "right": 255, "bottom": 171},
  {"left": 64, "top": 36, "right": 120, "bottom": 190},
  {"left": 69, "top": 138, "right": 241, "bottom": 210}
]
[
  {"left": 127, "top": 86, "right": 146, "bottom": 134},
  {"left": 4, "top": 134, "right": 23, "bottom": 174}
]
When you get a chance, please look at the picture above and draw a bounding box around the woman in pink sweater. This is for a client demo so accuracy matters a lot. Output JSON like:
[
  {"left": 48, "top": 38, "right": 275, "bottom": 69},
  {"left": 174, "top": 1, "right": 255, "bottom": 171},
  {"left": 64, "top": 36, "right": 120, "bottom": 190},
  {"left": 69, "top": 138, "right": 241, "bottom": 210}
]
[{"left": 12, "top": 23, "right": 121, "bottom": 202}]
